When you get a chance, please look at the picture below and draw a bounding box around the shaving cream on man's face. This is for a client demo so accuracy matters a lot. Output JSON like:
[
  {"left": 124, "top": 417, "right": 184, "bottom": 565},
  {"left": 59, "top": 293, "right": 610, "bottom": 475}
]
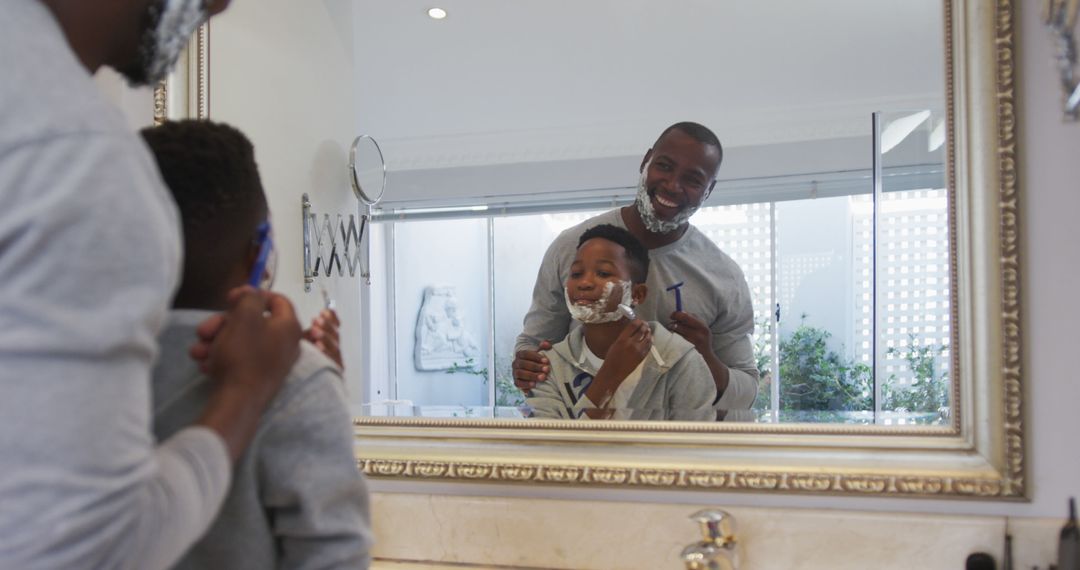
[
  {"left": 565, "top": 281, "right": 633, "bottom": 324},
  {"left": 634, "top": 160, "right": 700, "bottom": 235},
  {"left": 125, "top": 0, "right": 210, "bottom": 85}
]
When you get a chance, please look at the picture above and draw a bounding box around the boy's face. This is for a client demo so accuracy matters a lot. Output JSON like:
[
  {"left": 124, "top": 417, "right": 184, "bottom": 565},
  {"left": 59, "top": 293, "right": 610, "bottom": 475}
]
[{"left": 566, "top": 238, "right": 646, "bottom": 314}]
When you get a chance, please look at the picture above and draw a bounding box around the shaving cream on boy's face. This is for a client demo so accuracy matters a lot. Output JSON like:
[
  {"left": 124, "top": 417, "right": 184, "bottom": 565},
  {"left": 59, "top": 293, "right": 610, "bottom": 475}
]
[
  {"left": 565, "top": 280, "right": 634, "bottom": 324},
  {"left": 122, "top": 0, "right": 210, "bottom": 85},
  {"left": 634, "top": 160, "right": 701, "bottom": 235}
]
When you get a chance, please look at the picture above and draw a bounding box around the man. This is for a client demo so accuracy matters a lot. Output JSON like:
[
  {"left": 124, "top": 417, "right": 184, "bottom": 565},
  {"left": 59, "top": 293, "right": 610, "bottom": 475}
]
[
  {"left": 0, "top": 1, "right": 302, "bottom": 568},
  {"left": 514, "top": 122, "right": 758, "bottom": 420},
  {"left": 144, "top": 120, "right": 372, "bottom": 569}
]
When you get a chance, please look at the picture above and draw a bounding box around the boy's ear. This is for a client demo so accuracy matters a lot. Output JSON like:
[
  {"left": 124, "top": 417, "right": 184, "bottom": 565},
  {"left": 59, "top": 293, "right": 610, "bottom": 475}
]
[
  {"left": 241, "top": 240, "right": 261, "bottom": 277},
  {"left": 631, "top": 283, "right": 648, "bottom": 306}
]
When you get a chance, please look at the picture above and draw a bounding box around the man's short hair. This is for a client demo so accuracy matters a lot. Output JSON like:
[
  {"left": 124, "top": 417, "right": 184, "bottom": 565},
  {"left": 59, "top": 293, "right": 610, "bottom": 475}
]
[
  {"left": 656, "top": 121, "right": 723, "bottom": 169},
  {"left": 577, "top": 224, "right": 650, "bottom": 284},
  {"left": 140, "top": 119, "right": 266, "bottom": 234}
]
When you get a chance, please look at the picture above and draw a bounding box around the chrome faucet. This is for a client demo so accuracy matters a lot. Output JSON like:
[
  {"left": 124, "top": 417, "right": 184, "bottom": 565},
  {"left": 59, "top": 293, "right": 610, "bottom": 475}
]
[{"left": 681, "top": 509, "right": 739, "bottom": 570}]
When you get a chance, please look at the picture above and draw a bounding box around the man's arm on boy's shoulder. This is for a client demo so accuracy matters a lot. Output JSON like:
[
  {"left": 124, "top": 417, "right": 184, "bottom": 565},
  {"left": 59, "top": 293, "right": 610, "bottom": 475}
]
[
  {"left": 515, "top": 233, "right": 574, "bottom": 356},
  {"left": 258, "top": 366, "right": 372, "bottom": 570}
]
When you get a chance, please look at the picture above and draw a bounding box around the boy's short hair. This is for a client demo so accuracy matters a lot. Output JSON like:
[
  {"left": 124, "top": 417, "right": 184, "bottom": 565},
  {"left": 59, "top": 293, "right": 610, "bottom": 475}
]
[
  {"left": 140, "top": 119, "right": 266, "bottom": 234},
  {"left": 141, "top": 120, "right": 268, "bottom": 303},
  {"left": 577, "top": 224, "right": 650, "bottom": 284}
]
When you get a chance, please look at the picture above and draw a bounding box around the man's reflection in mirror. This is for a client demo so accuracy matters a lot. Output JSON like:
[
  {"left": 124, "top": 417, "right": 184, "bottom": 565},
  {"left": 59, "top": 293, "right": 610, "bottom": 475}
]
[
  {"left": 525, "top": 225, "right": 717, "bottom": 421},
  {"left": 514, "top": 122, "right": 758, "bottom": 421}
]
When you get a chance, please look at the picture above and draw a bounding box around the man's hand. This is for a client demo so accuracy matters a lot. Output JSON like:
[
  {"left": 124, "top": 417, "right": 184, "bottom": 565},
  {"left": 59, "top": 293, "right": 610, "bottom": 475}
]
[
  {"left": 669, "top": 310, "right": 731, "bottom": 399},
  {"left": 191, "top": 287, "right": 302, "bottom": 381},
  {"left": 303, "top": 308, "right": 343, "bottom": 370},
  {"left": 513, "top": 340, "right": 553, "bottom": 392},
  {"left": 191, "top": 286, "right": 303, "bottom": 462},
  {"left": 668, "top": 311, "right": 711, "bottom": 355}
]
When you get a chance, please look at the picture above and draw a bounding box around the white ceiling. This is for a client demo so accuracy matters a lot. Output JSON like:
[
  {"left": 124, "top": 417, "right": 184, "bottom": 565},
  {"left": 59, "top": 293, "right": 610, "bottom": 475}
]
[{"left": 353, "top": 0, "right": 946, "bottom": 170}]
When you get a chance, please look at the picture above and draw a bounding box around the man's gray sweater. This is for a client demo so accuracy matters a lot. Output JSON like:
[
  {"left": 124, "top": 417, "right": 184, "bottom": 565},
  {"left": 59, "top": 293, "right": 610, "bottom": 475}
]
[{"left": 0, "top": 2, "right": 231, "bottom": 566}]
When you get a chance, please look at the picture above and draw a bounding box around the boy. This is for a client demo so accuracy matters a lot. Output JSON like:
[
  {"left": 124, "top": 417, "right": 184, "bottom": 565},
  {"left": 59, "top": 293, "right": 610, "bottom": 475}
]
[
  {"left": 142, "top": 120, "right": 372, "bottom": 569},
  {"left": 526, "top": 224, "right": 717, "bottom": 421}
]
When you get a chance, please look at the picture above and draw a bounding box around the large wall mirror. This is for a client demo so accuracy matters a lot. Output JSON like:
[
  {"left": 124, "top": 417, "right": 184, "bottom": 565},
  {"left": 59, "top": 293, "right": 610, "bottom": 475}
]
[
  {"left": 358, "top": 0, "right": 950, "bottom": 427},
  {"left": 161, "top": 0, "right": 1023, "bottom": 498}
]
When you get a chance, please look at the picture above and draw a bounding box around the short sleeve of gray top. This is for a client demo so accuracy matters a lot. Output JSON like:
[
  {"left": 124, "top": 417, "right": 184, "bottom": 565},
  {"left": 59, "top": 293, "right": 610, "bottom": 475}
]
[
  {"left": 153, "top": 311, "right": 373, "bottom": 570},
  {"left": 0, "top": 2, "right": 231, "bottom": 568},
  {"left": 515, "top": 208, "right": 759, "bottom": 418}
]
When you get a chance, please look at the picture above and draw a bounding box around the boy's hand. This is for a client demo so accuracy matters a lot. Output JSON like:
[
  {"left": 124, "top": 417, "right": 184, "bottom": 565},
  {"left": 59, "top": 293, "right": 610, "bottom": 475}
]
[
  {"left": 669, "top": 311, "right": 711, "bottom": 355},
  {"left": 304, "top": 308, "right": 343, "bottom": 370},
  {"left": 513, "top": 340, "right": 552, "bottom": 392},
  {"left": 586, "top": 320, "right": 652, "bottom": 409},
  {"left": 603, "top": 319, "right": 652, "bottom": 379}
]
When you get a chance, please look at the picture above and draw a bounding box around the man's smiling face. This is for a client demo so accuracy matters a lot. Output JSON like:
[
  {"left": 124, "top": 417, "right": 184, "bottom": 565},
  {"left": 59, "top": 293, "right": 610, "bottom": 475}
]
[{"left": 640, "top": 129, "right": 721, "bottom": 223}]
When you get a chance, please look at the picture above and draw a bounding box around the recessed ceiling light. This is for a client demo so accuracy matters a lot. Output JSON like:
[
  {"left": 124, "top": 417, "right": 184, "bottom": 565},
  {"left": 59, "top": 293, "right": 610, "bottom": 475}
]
[{"left": 428, "top": 8, "right": 447, "bottom": 19}]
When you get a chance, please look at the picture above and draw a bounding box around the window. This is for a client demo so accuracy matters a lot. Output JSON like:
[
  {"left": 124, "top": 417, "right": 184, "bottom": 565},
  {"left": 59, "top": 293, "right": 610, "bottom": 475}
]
[
  {"left": 386, "top": 218, "right": 491, "bottom": 411},
  {"left": 364, "top": 143, "right": 951, "bottom": 424},
  {"left": 365, "top": 185, "right": 951, "bottom": 424}
]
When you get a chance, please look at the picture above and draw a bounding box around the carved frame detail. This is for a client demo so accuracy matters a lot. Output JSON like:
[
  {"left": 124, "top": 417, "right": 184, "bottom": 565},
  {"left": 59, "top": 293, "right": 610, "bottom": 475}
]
[
  {"left": 354, "top": 457, "right": 1006, "bottom": 497},
  {"left": 995, "top": 0, "right": 1025, "bottom": 497},
  {"left": 153, "top": 22, "right": 210, "bottom": 124}
]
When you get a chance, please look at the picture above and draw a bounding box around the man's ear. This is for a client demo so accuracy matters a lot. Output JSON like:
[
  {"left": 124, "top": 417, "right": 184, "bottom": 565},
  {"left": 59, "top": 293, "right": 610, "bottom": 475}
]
[
  {"left": 704, "top": 180, "right": 716, "bottom": 201},
  {"left": 639, "top": 149, "right": 653, "bottom": 173},
  {"left": 632, "top": 283, "right": 648, "bottom": 306}
]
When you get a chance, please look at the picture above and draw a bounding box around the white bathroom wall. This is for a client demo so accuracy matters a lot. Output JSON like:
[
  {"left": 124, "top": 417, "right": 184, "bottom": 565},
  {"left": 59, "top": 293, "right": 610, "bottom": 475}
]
[
  {"left": 91, "top": 6, "right": 366, "bottom": 403},
  {"left": 203, "top": 1, "right": 366, "bottom": 399},
  {"left": 1013, "top": 0, "right": 1080, "bottom": 517}
]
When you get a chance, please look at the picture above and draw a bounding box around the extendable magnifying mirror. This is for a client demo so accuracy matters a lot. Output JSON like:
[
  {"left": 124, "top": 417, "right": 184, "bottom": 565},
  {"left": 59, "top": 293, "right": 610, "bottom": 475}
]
[
  {"left": 302, "top": 135, "right": 387, "bottom": 291},
  {"left": 349, "top": 134, "right": 387, "bottom": 205}
]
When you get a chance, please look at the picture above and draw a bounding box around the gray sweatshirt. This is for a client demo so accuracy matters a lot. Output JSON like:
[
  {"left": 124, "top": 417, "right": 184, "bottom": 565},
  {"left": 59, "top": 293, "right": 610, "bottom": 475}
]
[
  {"left": 515, "top": 209, "right": 758, "bottom": 418},
  {"left": 527, "top": 323, "right": 718, "bottom": 421},
  {"left": 153, "top": 310, "right": 373, "bottom": 570},
  {"left": 0, "top": 2, "right": 231, "bottom": 567}
]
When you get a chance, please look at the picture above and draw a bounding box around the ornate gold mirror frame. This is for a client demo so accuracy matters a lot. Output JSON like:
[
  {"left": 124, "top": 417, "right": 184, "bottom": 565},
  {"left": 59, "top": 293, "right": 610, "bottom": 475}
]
[
  {"left": 157, "top": 0, "right": 1023, "bottom": 499},
  {"left": 154, "top": 22, "right": 210, "bottom": 124}
]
